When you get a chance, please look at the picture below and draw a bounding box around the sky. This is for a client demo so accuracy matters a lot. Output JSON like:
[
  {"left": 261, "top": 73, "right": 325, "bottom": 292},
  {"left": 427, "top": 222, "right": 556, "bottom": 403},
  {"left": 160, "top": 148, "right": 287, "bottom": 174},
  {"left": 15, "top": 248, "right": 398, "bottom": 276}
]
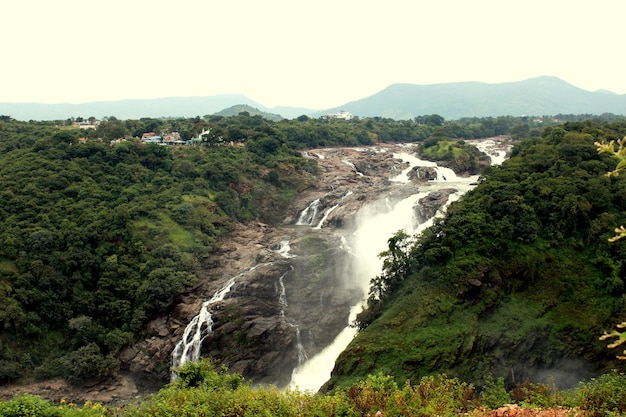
[{"left": 3, "top": 0, "right": 626, "bottom": 109}]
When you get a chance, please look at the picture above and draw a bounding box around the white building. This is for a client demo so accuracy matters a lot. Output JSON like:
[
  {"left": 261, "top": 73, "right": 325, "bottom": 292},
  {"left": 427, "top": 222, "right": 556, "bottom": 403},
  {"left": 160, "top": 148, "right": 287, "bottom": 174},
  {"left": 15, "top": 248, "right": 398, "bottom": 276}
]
[{"left": 323, "top": 110, "right": 354, "bottom": 120}]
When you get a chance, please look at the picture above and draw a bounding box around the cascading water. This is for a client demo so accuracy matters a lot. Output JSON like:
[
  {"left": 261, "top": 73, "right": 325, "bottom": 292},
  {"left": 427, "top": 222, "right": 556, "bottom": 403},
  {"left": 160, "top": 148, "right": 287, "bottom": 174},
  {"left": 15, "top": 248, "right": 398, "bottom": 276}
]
[
  {"left": 275, "top": 240, "right": 296, "bottom": 259},
  {"left": 342, "top": 160, "right": 364, "bottom": 176},
  {"left": 296, "top": 199, "right": 321, "bottom": 225},
  {"left": 469, "top": 139, "right": 509, "bottom": 166},
  {"left": 171, "top": 276, "right": 238, "bottom": 374},
  {"left": 171, "top": 265, "right": 263, "bottom": 377},
  {"left": 277, "top": 268, "right": 291, "bottom": 317},
  {"left": 315, "top": 205, "right": 339, "bottom": 229},
  {"left": 289, "top": 153, "right": 480, "bottom": 392}
]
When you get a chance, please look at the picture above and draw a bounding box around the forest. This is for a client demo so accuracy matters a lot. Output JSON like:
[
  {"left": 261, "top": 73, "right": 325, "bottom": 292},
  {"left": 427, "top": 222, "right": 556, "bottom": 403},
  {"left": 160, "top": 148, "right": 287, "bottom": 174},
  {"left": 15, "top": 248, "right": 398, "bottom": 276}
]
[{"left": 1, "top": 113, "right": 626, "bottom": 416}]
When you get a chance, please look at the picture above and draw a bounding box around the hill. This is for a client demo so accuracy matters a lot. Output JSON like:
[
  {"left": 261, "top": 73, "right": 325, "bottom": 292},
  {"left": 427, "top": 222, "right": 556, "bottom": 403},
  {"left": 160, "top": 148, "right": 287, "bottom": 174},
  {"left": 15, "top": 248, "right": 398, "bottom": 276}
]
[
  {"left": 321, "top": 76, "right": 626, "bottom": 119},
  {"left": 0, "top": 117, "right": 318, "bottom": 386},
  {"left": 212, "top": 104, "right": 283, "bottom": 121}
]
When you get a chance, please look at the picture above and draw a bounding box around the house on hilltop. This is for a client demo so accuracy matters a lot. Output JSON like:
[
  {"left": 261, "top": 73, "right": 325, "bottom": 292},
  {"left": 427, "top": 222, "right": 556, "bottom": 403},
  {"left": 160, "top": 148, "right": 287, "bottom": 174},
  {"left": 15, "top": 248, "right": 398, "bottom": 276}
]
[{"left": 322, "top": 110, "right": 354, "bottom": 120}]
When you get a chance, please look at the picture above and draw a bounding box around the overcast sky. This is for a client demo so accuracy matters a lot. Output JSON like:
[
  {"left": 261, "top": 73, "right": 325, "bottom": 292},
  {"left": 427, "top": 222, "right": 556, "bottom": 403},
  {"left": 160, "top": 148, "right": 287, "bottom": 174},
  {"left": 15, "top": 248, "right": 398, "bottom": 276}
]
[{"left": 3, "top": 0, "right": 625, "bottom": 109}]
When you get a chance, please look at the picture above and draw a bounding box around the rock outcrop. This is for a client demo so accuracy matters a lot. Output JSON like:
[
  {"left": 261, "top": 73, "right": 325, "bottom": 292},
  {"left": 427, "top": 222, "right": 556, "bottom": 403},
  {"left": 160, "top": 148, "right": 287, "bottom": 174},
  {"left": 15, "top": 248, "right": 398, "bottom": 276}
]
[{"left": 415, "top": 189, "right": 457, "bottom": 223}]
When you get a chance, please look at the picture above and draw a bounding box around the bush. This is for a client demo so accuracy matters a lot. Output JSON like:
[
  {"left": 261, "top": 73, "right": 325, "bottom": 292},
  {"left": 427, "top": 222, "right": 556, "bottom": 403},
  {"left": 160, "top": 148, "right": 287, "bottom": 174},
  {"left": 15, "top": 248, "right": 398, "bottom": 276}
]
[
  {"left": 171, "top": 358, "right": 245, "bottom": 390},
  {"left": 0, "top": 394, "right": 60, "bottom": 417},
  {"left": 511, "top": 380, "right": 564, "bottom": 408},
  {"left": 344, "top": 373, "right": 475, "bottom": 417},
  {"left": 61, "top": 343, "right": 119, "bottom": 385},
  {"left": 481, "top": 376, "right": 512, "bottom": 409},
  {"left": 0, "top": 360, "right": 22, "bottom": 384},
  {"left": 575, "top": 370, "right": 626, "bottom": 416}
]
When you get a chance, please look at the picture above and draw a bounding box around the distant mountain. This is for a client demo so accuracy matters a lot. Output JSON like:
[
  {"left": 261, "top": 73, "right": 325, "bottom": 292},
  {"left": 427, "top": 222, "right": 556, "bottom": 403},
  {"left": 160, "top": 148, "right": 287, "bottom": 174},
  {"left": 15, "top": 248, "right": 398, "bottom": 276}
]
[
  {"left": 0, "top": 94, "right": 318, "bottom": 121},
  {"left": 2, "top": 76, "right": 626, "bottom": 121},
  {"left": 213, "top": 104, "right": 283, "bottom": 121},
  {"left": 320, "top": 76, "right": 626, "bottom": 120},
  {"left": 0, "top": 95, "right": 263, "bottom": 121}
]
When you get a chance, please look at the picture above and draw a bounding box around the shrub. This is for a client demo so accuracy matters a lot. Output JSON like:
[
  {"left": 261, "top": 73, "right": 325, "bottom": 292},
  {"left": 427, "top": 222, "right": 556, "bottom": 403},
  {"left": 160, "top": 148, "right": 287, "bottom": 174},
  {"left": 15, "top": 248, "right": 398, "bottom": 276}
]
[
  {"left": 171, "top": 358, "right": 245, "bottom": 390},
  {"left": 61, "top": 342, "right": 119, "bottom": 385},
  {"left": 392, "top": 374, "right": 476, "bottom": 416},
  {"left": 511, "top": 380, "right": 563, "bottom": 408},
  {"left": 0, "top": 394, "right": 60, "bottom": 417},
  {"left": 575, "top": 370, "right": 626, "bottom": 416},
  {"left": 481, "top": 376, "right": 512, "bottom": 409}
]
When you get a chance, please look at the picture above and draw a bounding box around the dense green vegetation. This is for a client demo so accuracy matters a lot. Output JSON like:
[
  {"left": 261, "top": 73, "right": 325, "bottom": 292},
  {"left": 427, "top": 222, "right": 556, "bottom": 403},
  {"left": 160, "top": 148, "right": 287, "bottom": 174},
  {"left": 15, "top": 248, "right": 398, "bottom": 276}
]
[
  {"left": 2, "top": 360, "right": 626, "bottom": 416},
  {"left": 0, "top": 118, "right": 316, "bottom": 384},
  {"left": 419, "top": 137, "right": 488, "bottom": 174},
  {"left": 1, "top": 111, "right": 535, "bottom": 385},
  {"left": 341, "top": 120, "right": 626, "bottom": 392},
  {"left": 3, "top": 111, "right": 626, "bottom": 412},
  {"left": 53, "top": 112, "right": 598, "bottom": 146}
]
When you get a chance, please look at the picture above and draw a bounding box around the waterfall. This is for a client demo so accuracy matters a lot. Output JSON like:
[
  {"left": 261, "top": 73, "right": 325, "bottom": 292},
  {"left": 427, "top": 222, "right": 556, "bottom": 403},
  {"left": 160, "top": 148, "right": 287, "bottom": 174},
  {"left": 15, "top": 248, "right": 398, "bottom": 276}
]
[
  {"left": 289, "top": 154, "right": 480, "bottom": 392},
  {"left": 278, "top": 269, "right": 290, "bottom": 317},
  {"left": 294, "top": 326, "right": 308, "bottom": 364},
  {"left": 298, "top": 191, "right": 352, "bottom": 229},
  {"left": 314, "top": 204, "right": 339, "bottom": 229},
  {"left": 275, "top": 240, "right": 296, "bottom": 259},
  {"left": 391, "top": 152, "right": 458, "bottom": 182},
  {"left": 342, "top": 160, "right": 364, "bottom": 176},
  {"left": 171, "top": 141, "right": 507, "bottom": 391},
  {"left": 296, "top": 199, "right": 321, "bottom": 225},
  {"left": 470, "top": 139, "right": 509, "bottom": 166},
  {"left": 171, "top": 277, "right": 238, "bottom": 374},
  {"left": 171, "top": 265, "right": 262, "bottom": 377}
]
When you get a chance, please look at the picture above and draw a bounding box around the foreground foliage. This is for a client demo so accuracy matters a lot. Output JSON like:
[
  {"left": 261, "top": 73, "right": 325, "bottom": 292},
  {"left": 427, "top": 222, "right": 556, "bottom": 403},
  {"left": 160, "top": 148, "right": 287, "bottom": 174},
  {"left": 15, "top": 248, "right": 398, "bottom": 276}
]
[{"left": 1, "top": 360, "right": 625, "bottom": 416}]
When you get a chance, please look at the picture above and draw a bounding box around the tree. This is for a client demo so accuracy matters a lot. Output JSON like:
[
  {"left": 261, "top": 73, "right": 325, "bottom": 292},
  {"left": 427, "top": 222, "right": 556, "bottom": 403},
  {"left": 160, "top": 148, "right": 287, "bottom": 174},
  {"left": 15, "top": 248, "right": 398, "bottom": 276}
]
[
  {"left": 415, "top": 114, "right": 444, "bottom": 126},
  {"left": 596, "top": 135, "right": 626, "bottom": 359}
]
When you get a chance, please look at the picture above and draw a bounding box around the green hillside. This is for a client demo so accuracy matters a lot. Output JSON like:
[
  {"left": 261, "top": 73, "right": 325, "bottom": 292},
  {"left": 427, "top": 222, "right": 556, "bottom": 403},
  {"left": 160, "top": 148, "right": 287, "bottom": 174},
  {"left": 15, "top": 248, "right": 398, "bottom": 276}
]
[
  {"left": 212, "top": 104, "right": 283, "bottom": 121},
  {"left": 330, "top": 120, "right": 626, "bottom": 390},
  {"left": 324, "top": 76, "right": 626, "bottom": 120}
]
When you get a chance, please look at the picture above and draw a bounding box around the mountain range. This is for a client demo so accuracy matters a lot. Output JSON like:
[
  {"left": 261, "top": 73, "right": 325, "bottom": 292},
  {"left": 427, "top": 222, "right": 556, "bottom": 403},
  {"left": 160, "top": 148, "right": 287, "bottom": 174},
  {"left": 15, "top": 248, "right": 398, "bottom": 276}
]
[{"left": 2, "top": 76, "right": 625, "bottom": 121}]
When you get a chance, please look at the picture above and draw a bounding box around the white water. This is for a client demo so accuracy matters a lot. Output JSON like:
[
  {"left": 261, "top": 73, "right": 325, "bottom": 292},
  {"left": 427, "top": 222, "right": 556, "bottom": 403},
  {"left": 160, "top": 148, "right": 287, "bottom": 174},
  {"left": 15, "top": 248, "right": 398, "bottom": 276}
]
[
  {"left": 275, "top": 240, "right": 296, "bottom": 259},
  {"left": 172, "top": 140, "right": 505, "bottom": 390},
  {"left": 278, "top": 270, "right": 289, "bottom": 317},
  {"left": 315, "top": 205, "right": 339, "bottom": 229},
  {"left": 296, "top": 199, "right": 321, "bottom": 225},
  {"left": 342, "top": 160, "right": 364, "bottom": 176},
  {"left": 171, "top": 276, "right": 238, "bottom": 373},
  {"left": 470, "top": 139, "right": 509, "bottom": 166},
  {"left": 391, "top": 152, "right": 457, "bottom": 183},
  {"left": 289, "top": 152, "right": 479, "bottom": 392}
]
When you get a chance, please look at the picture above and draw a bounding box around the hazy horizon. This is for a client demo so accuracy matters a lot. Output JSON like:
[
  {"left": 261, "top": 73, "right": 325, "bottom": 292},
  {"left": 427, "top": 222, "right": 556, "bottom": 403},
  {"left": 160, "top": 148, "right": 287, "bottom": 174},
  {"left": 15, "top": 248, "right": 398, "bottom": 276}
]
[{"left": 4, "top": 1, "right": 626, "bottom": 109}]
